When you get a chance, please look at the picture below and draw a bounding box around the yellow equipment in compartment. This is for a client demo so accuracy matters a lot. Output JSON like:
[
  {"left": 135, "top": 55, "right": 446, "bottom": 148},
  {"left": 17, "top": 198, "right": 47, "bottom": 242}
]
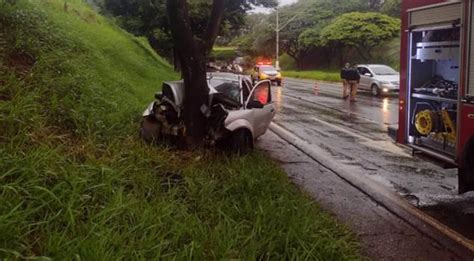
[
  {"left": 415, "top": 110, "right": 436, "bottom": 135},
  {"left": 415, "top": 108, "right": 457, "bottom": 146}
]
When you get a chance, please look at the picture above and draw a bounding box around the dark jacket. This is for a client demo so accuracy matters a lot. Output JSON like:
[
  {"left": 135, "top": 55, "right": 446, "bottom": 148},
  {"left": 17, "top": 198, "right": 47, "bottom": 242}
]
[
  {"left": 340, "top": 68, "right": 348, "bottom": 80},
  {"left": 345, "top": 68, "right": 360, "bottom": 81}
]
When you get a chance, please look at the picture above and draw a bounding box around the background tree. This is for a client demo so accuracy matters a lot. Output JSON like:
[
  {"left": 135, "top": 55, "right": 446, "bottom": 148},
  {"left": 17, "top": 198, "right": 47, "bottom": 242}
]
[
  {"left": 320, "top": 12, "right": 400, "bottom": 61},
  {"left": 381, "top": 0, "right": 401, "bottom": 17},
  {"left": 101, "top": 0, "right": 275, "bottom": 61},
  {"left": 233, "top": 0, "right": 384, "bottom": 69}
]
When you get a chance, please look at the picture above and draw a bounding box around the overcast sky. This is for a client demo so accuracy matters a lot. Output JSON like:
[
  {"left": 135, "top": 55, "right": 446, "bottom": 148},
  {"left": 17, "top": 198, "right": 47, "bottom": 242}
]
[
  {"left": 279, "top": 0, "right": 298, "bottom": 5},
  {"left": 252, "top": 0, "right": 298, "bottom": 13}
]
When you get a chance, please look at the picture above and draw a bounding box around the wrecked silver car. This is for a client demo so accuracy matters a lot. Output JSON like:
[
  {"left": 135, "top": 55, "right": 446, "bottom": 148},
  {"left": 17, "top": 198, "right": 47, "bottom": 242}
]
[{"left": 140, "top": 73, "right": 276, "bottom": 153}]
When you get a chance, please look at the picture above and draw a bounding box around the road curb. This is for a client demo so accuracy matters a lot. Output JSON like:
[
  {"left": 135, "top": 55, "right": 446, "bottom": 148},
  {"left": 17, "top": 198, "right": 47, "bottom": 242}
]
[{"left": 269, "top": 122, "right": 474, "bottom": 256}]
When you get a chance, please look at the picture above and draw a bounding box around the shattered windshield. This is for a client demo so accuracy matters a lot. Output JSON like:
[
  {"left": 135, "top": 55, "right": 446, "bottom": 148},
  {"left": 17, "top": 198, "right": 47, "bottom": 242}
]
[{"left": 210, "top": 79, "right": 241, "bottom": 103}]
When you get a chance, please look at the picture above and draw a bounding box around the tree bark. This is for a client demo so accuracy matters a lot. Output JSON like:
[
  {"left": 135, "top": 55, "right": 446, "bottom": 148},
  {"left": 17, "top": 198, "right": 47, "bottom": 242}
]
[
  {"left": 204, "top": 0, "right": 226, "bottom": 55},
  {"left": 167, "top": 0, "right": 209, "bottom": 145}
]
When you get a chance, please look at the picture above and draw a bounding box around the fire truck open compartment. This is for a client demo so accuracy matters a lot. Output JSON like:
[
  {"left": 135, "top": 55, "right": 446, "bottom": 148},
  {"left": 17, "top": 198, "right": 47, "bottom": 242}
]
[
  {"left": 401, "top": 1, "right": 474, "bottom": 193},
  {"left": 407, "top": 25, "right": 461, "bottom": 159}
]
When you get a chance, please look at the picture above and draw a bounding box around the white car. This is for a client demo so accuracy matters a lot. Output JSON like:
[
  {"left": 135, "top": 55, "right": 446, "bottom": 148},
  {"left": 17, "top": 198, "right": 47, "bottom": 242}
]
[
  {"left": 140, "top": 73, "right": 276, "bottom": 153},
  {"left": 357, "top": 64, "right": 400, "bottom": 96}
]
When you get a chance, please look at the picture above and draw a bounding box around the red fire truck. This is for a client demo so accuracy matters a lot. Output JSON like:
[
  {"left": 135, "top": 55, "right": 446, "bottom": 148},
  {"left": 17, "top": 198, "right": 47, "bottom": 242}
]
[{"left": 399, "top": 0, "right": 474, "bottom": 193}]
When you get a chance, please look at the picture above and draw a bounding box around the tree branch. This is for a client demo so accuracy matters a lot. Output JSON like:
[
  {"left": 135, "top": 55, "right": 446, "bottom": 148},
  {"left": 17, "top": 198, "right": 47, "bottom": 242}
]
[{"left": 204, "top": 0, "right": 226, "bottom": 55}]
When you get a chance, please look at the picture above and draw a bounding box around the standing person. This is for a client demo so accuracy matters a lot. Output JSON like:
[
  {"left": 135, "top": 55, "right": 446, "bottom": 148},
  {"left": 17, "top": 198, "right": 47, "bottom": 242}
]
[
  {"left": 340, "top": 62, "right": 350, "bottom": 99},
  {"left": 345, "top": 64, "right": 361, "bottom": 102}
]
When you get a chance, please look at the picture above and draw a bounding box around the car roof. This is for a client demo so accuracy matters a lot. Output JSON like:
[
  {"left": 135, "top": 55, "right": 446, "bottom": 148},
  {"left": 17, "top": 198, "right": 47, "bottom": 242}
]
[
  {"left": 358, "top": 64, "right": 393, "bottom": 68},
  {"left": 164, "top": 73, "right": 251, "bottom": 88},
  {"left": 207, "top": 72, "right": 251, "bottom": 82}
]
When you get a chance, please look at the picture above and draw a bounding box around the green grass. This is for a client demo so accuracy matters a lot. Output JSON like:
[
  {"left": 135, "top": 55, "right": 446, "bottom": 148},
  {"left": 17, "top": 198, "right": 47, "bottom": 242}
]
[
  {"left": 285, "top": 70, "right": 341, "bottom": 82},
  {"left": 0, "top": 0, "right": 361, "bottom": 259},
  {"left": 210, "top": 46, "right": 237, "bottom": 61}
]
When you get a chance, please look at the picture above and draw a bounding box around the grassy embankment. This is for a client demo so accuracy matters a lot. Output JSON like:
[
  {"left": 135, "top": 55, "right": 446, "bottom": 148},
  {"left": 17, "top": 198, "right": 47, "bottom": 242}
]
[
  {"left": 285, "top": 70, "right": 341, "bottom": 82},
  {"left": 0, "top": 0, "right": 361, "bottom": 259}
]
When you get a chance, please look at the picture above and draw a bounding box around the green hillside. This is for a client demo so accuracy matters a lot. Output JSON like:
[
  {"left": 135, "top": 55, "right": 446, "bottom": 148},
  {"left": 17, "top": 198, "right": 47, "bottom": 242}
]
[{"left": 0, "top": 0, "right": 360, "bottom": 259}]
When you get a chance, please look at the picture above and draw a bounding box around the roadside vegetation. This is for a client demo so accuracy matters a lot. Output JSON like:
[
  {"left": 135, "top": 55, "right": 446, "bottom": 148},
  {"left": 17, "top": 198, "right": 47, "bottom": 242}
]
[
  {"left": 234, "top": 0, "right": 400, "bottom": 72},
  {"left": 0, "top": 0, "right": 361, "bottom": 259},
  {"left": 210, "top": 46, "right": 237, "bottom": 61}
]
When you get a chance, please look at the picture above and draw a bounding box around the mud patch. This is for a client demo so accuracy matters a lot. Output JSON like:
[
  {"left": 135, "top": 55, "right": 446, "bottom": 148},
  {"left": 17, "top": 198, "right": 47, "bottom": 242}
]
[{"left": 6, "top": 50, "right": 35, "bottom": 75}]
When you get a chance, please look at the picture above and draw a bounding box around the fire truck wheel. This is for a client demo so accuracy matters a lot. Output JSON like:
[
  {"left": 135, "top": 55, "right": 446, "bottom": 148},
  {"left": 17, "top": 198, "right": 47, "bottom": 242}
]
[
  {"left": 459, "top": 138, "right": 474, "bottom": 194},
  {"left": 371, "top": 84, "right": 380, "bottom": 97}
]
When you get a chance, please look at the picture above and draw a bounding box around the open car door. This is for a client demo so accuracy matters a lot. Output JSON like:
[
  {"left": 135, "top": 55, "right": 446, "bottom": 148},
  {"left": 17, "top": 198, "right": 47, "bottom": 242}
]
[{"left": 245, "top": 80, "right": 276, "bottom": 137}]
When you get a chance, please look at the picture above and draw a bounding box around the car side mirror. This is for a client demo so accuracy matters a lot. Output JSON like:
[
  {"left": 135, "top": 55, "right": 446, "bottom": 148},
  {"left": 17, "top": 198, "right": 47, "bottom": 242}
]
[
  {"left": 247, "top": 100, "right": 264, "bottom": 109},
  {"left": 364, "top": 73, "right": 372, "bottom": 77}
]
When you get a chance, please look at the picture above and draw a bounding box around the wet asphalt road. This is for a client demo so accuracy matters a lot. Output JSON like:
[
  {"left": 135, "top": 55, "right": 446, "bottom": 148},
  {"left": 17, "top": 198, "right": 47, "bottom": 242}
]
[
  {"left": 259, "top": 77, "right": 474, "bottom": 256},
  {"left": 259, "top": 131, "right": 473, "bottom": 260}
]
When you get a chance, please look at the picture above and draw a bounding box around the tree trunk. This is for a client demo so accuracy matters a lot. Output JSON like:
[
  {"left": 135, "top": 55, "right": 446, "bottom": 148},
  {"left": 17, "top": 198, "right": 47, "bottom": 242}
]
[
  {"left": 167, "top": 0, "right": 209, "bottom": 145},
  {"left": 355, "top": 45, "right": 371, "bottom": 62},
  {"left": 166, "top": 0, "right": 225, "bottom": 146}
]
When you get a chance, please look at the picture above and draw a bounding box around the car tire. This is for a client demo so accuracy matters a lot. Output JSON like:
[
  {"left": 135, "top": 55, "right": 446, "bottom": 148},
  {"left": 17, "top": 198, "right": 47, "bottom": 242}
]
[
  {"left": 231, "top": 129, "right": 252, "bottom": 155},
  {"left": 371, "top": 84, "right": 380, "bottom": 97},
  {"left": 277, "top": 81, "right": 282, "bottom": 86},
  {"left": 139, "top": 116, "right": 162, "bottom": 144}
]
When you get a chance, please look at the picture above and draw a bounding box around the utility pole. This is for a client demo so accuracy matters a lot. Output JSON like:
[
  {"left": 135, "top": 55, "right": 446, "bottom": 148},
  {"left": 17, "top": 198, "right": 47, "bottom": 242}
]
[
  {"left": 273, "top": 6, "right": 297, "bottom": 70},
  {"left": 276, "top": 8, "right": 279, "bottom": 70}
]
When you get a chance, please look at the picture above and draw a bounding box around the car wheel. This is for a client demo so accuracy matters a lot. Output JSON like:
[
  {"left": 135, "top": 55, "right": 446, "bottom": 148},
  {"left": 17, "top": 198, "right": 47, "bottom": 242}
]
[
  {"left": 139, "top": 116, "right": 162, "bottom": 144},
  {"left": 277, "top": 81, "right": 282, "bottom": 86},
  {"left": 231, "top": 129, "right": 252, "bottom": 155},
  {"left": 371, "top": 84, "right": 380, "bottom": 97}
]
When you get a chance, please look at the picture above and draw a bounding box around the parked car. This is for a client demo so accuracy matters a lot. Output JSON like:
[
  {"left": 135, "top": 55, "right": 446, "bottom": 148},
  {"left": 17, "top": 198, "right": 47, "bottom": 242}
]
[
  {"left": 140, "top": 73, "right": 276, "bottom": 153},
  {"left": 357, "top": 64, "right": 400, "bottom": 96},
  {"left": 251, "top": 64, "right": 282, "bottom": 86}
]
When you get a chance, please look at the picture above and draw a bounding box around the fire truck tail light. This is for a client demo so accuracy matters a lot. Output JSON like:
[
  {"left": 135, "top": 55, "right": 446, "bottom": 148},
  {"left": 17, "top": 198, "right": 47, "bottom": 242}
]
[{"left": 399, "top": 100, "right": 405, "bottom": 111}]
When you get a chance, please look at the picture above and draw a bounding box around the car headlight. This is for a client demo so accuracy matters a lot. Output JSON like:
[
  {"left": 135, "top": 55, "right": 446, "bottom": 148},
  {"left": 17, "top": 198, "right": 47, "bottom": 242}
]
[{"left": 380, "top": 81, "right": 397, "bottom": 88}]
